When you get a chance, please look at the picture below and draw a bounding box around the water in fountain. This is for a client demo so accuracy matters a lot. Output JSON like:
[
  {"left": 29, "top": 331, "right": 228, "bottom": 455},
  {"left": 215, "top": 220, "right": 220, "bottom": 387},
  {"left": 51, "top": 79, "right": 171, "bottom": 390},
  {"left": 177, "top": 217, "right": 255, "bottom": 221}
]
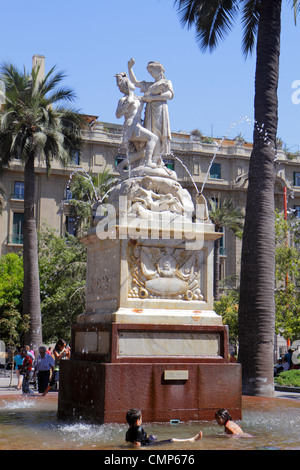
[
  {"left": 171, "top": 153, "right": 200, "bottom": 194},
  {"left": 0, "top": 395, "right": 299, "bottom": 450},
  {"left": 199, "top": 115, "right": 256, "bottom": 194},
  {"left": 167, "top": 116, "right": 254, "bottom": 197}
]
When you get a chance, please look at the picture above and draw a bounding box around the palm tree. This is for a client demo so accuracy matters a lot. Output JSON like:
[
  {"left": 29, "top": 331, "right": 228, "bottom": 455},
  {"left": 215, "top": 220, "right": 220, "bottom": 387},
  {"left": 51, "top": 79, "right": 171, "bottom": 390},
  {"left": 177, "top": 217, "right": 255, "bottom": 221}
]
[
  {"left": 208, "top": 197, "right": 244, "bottom": 301},
  {"left": 0, "top": 62, "right": 85, "bottom": 354},
  {"left": 66, "top": 168, "right": 119, "bottom": 235},
  {"left": 175, "top": 0, "right": 298, "bottom": 395}
]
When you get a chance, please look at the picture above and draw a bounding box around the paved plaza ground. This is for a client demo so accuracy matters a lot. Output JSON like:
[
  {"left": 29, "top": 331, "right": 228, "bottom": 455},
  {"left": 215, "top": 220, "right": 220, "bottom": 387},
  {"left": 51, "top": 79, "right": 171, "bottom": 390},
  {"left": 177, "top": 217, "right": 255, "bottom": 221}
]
[{"left": 0, "top": 372, "right": 299, "bottom": 400}]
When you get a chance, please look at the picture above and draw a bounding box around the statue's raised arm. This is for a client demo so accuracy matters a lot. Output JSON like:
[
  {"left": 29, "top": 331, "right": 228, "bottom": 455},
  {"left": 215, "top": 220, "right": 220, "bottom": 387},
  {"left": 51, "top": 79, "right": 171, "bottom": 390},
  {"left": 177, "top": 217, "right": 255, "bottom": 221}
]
[
  {"left": 127, "top": 59, "right": 174, "bottom": 158},
  {"left": 127, "top": 58, "right": 144, "bottom": 88}
]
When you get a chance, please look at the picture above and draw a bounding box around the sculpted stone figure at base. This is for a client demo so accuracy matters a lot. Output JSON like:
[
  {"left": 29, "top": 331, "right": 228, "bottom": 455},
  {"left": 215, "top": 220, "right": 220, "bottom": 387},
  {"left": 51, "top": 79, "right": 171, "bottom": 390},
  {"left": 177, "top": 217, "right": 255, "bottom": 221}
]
[{"left": 130, "top": 176, "right": 185, "bottom": 216}]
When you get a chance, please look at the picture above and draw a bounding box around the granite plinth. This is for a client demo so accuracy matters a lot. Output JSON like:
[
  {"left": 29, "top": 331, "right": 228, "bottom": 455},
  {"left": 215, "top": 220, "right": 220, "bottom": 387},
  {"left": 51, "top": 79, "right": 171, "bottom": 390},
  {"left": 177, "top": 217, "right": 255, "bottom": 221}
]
[{"left": 58, "top": 361, "right": 242, "bottom": 424}]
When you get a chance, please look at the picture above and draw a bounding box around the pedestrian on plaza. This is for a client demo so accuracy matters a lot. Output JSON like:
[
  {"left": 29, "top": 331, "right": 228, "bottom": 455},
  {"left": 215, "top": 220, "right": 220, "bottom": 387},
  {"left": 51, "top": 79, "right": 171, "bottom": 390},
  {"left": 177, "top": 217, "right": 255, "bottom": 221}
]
[
  {"left": 42, "top": 339, "right": 70, "bottom": 396},
  {"left": 34, "top": 346, "right": 55, "bottom": 394},
  {"left": 19, "top": 348, "right": 34, "bottom": 395},
  {"left": 281, "top": 356, "right": 290, "bottom": 372},
  {"left": 13, "top": 349, "right": 24, "bottom": 390},
  {"left": 284, "top": 349, "right": 293, "bottom": 368},
  {"left": 274, "top": 358, "right": 283, "bottom": 377},
  {"left": 25, "top": 345, "right": 34, "bottom": 360},
  {"left": 229, "top": 351, "right": 237, "bottom": 363}
]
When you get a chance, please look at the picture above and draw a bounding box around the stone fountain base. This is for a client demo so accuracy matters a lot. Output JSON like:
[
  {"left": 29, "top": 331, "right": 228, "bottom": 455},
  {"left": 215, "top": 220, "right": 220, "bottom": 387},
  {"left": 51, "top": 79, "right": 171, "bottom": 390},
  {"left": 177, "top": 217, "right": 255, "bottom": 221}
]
[
  {"left": 58, "top": 357, "right": 241, "bottom": 423},
  {"left": 58, "top": 322, "right": 242, "bottom": 423},
  {"left": 57, "top": 224, "right": 242, "bottom": 424}
]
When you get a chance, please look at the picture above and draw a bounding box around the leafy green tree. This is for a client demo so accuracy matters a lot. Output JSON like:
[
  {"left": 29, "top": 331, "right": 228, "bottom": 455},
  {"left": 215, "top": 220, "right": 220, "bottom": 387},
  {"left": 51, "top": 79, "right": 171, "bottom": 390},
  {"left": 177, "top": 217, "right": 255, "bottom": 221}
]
[
  {"left": 215, "top": 213, "right": 300, "bottom": 354},
  {"left": 0, "top": 62, "right": 85, "bottom": 353},
  {"left": 214, "top": 289, "right": 239, "bottom": 349},
  {"left": 0, "top": 253, "right": 29, "bottom": 346},
  {"left": 276, "top": 285, "right": 300, "bottom": 343},
  {"left": 208, "top": 197, "right": 244, "bottom": 301},
  {"left": 38, "top": 227, "right": 86, "bottom": 343},
  {"left": 175, "top": 0, "right": 299, "bottom": 396},
  {"left": 275, "top": 212, "right": 300, "bottom": 342}
]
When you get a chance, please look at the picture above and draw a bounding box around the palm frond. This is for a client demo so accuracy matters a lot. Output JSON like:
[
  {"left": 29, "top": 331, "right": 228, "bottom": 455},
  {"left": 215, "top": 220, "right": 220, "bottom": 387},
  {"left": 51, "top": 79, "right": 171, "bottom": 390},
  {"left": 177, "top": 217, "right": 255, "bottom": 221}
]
[
  {"left": 241, "top": 0, "right": 261, "bottom": 57},
  {"left": 208, "top": 196, "right": 244, "bottom": 232},
  {"left": 289, "top": 0, "right": 300, "bottom": 24},
  {"left": 175, "top": 0, "right": 239, "bottom": 51},
  {"left": 175, "top": 0, "right": 205, "bottom": 28},
  {"left": 0, "top": 62, "right": 84, "bottom": 172}
]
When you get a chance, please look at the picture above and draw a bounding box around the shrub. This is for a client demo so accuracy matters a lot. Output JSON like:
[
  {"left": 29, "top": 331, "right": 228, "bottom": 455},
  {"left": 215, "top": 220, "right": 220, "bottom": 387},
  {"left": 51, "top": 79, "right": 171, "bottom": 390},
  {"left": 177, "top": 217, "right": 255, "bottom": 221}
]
[{"left": 274, "top": 370, "right": 300, "bottom": 387}]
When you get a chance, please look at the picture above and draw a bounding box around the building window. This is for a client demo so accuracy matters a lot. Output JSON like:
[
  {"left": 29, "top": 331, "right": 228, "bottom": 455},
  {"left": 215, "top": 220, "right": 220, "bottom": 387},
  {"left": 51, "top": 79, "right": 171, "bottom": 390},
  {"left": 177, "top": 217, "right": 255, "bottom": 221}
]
[
  {"left": 66, "top": 216, "right": 77, "bottom": 236},
  {"left": 163, "top": 158, "right": 174, "bottom": 171},
  {"left": 71, "top": 150, "right": 80, "bottom": 166},
  {"left": 115, "top": 154, "right": 128, "bottom": 170},
  {"left": 293, "top": 172, "right": 300, "bottom": 187},
  {"left": 193, "top": 161, "right": 200, "bottom": 176},
  {"left": 294, "top": 205, "right": 300, "bottom": 218},
  {"left": 115, "top": 154, "right": 126, "bottom": 166},
  {"left": 210, "top": 163, "right": 221, "bottom": 179},
  {"left": 12, "top": 212, "right": 24, "bottom": 244},
  {"left": 219, "top": 227, "right": 226, "bottom": 256},
  {"left": 13, "top": 181, "right": 24, "bottom": 199},
  {"left": 65, "top": 188, "right": 73, "bottom": 200}
]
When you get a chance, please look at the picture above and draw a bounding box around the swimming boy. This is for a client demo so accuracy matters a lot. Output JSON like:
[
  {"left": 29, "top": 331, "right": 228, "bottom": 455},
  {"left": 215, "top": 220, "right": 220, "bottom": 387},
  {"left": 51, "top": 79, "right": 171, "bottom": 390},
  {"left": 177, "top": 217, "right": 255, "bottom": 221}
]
[{"left": 125, "top": 408, "right": 202, "bottom": 447}]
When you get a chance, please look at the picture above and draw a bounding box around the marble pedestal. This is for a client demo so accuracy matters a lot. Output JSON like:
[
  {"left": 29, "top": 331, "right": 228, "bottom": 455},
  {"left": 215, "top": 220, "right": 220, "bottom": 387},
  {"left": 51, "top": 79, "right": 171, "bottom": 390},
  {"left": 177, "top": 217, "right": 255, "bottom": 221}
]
[{"left": 58, "top": 222, "right": 242, "bottom": 423}]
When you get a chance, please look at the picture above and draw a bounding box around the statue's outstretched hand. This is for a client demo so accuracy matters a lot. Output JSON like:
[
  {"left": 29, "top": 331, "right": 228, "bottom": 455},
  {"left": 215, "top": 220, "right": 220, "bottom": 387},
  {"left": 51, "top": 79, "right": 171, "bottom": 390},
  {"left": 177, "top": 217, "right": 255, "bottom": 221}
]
[{"left": 128, "top": 58, "right": 135, "bottom": 68}]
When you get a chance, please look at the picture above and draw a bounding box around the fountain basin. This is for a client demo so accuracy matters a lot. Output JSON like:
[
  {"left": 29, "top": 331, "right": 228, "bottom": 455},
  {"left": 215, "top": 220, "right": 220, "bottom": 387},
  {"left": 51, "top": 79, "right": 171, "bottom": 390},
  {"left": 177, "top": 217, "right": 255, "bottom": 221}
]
[
  {"left": 58, "top": 361, "right": 241, "bottom": 424},
  {"left": 0, "top": 394, "right": 299, "bottom": 450}
]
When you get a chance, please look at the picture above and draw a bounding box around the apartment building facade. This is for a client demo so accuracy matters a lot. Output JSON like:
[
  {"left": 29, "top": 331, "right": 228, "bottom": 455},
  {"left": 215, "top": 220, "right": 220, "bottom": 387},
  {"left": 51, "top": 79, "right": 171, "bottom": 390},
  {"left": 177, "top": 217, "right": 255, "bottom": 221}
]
[{"left": 1, "top": 118, "right": 300, "bottom": 288}]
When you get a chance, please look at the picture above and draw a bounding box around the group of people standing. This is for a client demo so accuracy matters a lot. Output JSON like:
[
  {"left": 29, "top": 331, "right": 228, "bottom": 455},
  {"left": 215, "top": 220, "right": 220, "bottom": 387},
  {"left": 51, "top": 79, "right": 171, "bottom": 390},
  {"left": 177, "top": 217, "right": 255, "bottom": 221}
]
[
  {"left": 274, "top": 348, "right": 299, "bottom": 377},
  {"left": 14, "top": 339, "right": 70, "bottom": 395}
]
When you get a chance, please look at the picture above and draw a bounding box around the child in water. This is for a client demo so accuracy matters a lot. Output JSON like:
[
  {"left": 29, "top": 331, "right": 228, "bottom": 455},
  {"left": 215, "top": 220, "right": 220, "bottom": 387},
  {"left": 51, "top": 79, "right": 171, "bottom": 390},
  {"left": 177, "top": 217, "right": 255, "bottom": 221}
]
[
  {"left": 125, "top": 409, "right": 202, "bottom": 447},
  {"left": 215, "top": 409, "right": 252, "bottom": 436}
]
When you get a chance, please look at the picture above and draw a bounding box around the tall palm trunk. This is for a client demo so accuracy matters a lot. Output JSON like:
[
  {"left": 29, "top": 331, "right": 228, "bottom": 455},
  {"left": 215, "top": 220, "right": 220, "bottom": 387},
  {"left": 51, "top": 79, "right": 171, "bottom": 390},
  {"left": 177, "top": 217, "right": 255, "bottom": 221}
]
[
  {"left": 23, "top": 154, "right": 42, "bottom": 354},
  {"left": 238, "top": 0, "right": 281, "bottom": 396}
]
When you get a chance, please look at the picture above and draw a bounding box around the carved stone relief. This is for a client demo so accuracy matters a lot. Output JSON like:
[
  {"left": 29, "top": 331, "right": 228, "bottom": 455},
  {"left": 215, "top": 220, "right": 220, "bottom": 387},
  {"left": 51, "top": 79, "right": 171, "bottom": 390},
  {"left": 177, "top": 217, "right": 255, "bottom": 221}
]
[{"left": 128, "top": 243, "right": 204, "bottom": 301}]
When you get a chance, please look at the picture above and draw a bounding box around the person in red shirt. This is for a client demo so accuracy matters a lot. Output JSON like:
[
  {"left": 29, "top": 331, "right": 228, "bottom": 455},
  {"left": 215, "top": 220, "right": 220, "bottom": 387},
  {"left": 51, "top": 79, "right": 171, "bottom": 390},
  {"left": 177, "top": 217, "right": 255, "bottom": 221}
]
[{"left": 19, "top": 348, "right": 34, "bottom": 395}]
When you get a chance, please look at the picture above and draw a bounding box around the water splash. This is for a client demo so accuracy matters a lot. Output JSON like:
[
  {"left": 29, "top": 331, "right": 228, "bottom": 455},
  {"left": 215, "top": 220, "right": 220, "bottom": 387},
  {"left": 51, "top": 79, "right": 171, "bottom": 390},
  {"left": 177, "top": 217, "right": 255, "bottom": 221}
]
[
  {"left": 65, "top": 168, "right": 120, "bottom": 205},
  {"left": 63, "top": 115, "right": 277, "bottom": 212},
  {"left": 69, "top": 169, "right": 99, "bottom": 201},
  {"left": 199, "top": 115, "right": 279, "bottom": 193},
  {"left": 200, "top": 116, "right": 250, "bottom": 193},
  {"left": 2, "top": 399, "right": 36, "bottom": 410},
  {"left": 55, "top": 422, "right": 126, "bottom": 445},
  {"left": 171, "top": 153, "right": 199, "bottom": 194}
]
